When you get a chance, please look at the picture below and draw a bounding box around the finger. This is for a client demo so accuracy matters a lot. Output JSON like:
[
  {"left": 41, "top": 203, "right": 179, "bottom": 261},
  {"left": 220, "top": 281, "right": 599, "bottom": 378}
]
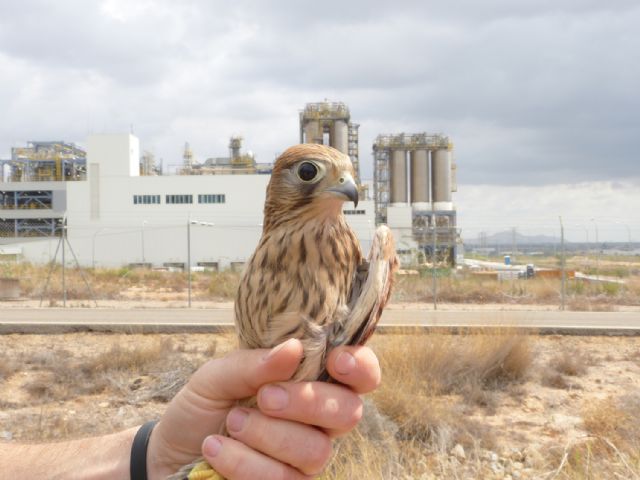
[
  {"left": 202, "top": 435, "right": 312, "bottom": 480},
  {"left": 153, "top": 339, "right": 304, "bottom": 467},
  {"left": 325, "top": 346, "right": 381, "bottom": 394},
  {"left": 226, "top": 408, "right": 331, "bottom": 476},
  {"left": 257, "top": 381, "right": 363, "bottom": 436},
  {"left": 189, "top": 338, "right": 304, "bottom": 404}
]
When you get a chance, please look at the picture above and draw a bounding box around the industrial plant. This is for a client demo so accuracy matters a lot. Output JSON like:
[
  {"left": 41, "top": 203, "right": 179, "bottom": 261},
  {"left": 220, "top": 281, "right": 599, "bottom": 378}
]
[
  {"left": 0, "top": 141, "right": 86, "bottom": 183},
  {"left": 299, "top": 102, "right": 362, "bottom": 186},
  {"left": 373, "top": 133, "right": 458, "bottom": 265},
  {"left": 0, "top": 101, "right": 459, "bottom": 269},
  {"left": 178, "top": 137, "right": 273, "bottom": 176}
]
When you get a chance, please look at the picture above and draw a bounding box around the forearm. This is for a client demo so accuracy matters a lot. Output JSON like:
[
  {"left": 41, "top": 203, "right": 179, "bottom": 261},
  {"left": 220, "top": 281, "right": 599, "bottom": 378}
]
[{"left": 0, "top": 426, "right": 137, "bottom": 480}]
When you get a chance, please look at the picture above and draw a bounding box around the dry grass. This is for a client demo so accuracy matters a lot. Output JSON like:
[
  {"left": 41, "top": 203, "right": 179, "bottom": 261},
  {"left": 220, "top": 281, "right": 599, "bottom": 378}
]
[
  {"left": 541, "top": 349, "right": 589, "bottom": 390},
  {"left": 549, "top": 395, "right": 640, "bottom": 479},
  {"left": 82, "top": 338, "right": 172, "bottom": 374},
  {"left": 3, "top": 260, "right": 639, "bottom": 308},
  {"left": 0, "top": 353, "right": 20, "bottom": 381},
  {"left": 1, "top": 262, "right": 241, "bottom": 301},
  {"left": 323, "top": 330, "right": 535, "bottom": 478},
  {"left": 542, "top": 371, "right": 571, "bottom": 390},
  {"left": 10, "top": 337, "right": 201, "bottom": 404},
  {"left": 582, "top": 395, "right": 640, "bottom": 452},
  {"left": 552, "top": 349, "right": 590, "bottom": 377},
  {"left": 392, "top": 272, "right": 640, "bottom": 309},
  {"left": 374, "top": 330, "right": 531, "bottom": 396},
  {"left": 206, "top": 271, "right": 242, "bottom": 300},
  {"left": 0, "top": 333, "right": 227, "bottom": 442}
]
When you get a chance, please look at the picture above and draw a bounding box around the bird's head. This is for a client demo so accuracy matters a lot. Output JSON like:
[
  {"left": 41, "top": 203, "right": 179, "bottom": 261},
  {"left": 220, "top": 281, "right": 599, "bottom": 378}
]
[{"left": 264, "top": 144, "right": 359, "bottom": 230}]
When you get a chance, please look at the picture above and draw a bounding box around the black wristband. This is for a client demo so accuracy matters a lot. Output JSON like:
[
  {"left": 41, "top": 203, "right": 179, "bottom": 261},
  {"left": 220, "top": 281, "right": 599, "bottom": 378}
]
[{"left": 130, "top": 420, "right": 158, "bottom": 480}]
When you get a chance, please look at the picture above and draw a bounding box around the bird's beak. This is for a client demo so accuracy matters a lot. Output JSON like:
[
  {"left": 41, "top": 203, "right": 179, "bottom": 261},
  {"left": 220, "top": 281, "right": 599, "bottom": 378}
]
[{"left": 327, "top": 172, "right": 359, "bottom": 208}]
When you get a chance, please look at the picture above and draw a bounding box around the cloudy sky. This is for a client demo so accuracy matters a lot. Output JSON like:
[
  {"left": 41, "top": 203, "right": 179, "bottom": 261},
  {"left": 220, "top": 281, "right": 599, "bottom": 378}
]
[{"left": 1, "top": 0, "right": 638, "bottom": 241}]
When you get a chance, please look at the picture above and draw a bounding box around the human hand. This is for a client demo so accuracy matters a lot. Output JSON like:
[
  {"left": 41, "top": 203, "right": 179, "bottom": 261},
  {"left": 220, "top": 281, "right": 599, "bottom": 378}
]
[{"left": 146, "top": 338, "right": 381, "bottom": 479}]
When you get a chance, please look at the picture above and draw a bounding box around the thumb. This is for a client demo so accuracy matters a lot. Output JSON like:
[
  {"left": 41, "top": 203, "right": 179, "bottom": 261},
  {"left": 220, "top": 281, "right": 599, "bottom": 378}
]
[{"left": 189, "top": 338, "right": 303, "bottom": 403}]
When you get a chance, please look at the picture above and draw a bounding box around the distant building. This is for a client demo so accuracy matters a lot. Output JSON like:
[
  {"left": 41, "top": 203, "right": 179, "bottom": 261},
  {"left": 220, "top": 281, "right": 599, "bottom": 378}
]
[
  {"left": 0, "top": 134, "right": 375, "bottom": 269},
  {"left": 0, "top": 141, "right": 86, "bottom": 183}
]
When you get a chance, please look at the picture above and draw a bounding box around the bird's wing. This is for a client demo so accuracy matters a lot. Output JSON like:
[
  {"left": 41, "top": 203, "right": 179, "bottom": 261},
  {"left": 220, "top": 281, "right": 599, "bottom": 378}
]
[
  {"left": 262, "top": 225, "right": 397, "bottom": 383},
  {"left": 328, "top": 225, "right": 399, "bottom": 349}
]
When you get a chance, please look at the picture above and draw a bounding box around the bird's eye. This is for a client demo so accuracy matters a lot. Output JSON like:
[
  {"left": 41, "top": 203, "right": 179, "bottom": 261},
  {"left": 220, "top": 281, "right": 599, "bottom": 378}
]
[{"left": 297, "top": 162, "right": 319, "bottom": 182}]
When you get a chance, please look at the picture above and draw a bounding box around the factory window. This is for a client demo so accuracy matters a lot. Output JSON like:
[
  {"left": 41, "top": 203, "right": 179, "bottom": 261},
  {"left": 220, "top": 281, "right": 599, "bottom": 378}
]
[
  {"left": 198, "top": 194, "right": 226, "bottom": 204},
  {"left": 133, "top": 195, "right": 161, "bottom": 205},
  {"left": 166, "top": 194, "right": 193, "bottom": 204},
  {"left": 343, "top": 209, "right": 366, "bottom": 215}
]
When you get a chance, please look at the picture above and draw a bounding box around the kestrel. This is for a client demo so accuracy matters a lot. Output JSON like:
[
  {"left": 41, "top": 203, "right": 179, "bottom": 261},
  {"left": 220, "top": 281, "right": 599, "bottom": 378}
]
[{"left": 170, "top": 144, "right": 398, "bottom": 480}]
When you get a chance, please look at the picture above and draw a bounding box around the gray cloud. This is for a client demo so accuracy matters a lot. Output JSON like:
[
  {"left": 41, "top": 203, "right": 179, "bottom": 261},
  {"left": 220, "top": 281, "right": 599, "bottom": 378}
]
[{"left": 0, "top": 0, "right": 639, "bottom": 186}]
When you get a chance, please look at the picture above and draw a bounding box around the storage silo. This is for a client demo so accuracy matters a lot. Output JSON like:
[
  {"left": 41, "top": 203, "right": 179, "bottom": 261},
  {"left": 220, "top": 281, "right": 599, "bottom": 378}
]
[
  {"left": 410, "top": 149, "right": 429, "bottom": 211},
  {"left": 390, "top": 149, "right": 408, "bottom": 205},
  {"left": 331, "top": 119, "right": 349, "bottom": 154},
  {"left": 299, "top": 102, "right": 361, "bottom": 182},
  {"left": 431, "top": 148, "right": 452, "bottom": 209},
  {"left": 304, "top": 121, "right": 321, "bottom": 144}
]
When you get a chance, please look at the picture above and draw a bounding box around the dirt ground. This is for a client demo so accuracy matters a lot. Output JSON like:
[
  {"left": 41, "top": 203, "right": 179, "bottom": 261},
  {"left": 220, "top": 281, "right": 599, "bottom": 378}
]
[
  {"left": 1, "top": 331, "right": 639, "bottom": 479},
  {"left": 469, "top": 335, "right": 640, "bottom": 452}
]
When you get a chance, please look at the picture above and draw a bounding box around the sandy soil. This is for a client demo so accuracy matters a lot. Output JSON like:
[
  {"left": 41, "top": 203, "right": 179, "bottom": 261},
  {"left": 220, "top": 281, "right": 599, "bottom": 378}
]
[
  {"left": 0, "top": 332, "right": 236, "bottom": 443},
  {"left": 468, "top": 335, "right": 640, "bottom": 449}
]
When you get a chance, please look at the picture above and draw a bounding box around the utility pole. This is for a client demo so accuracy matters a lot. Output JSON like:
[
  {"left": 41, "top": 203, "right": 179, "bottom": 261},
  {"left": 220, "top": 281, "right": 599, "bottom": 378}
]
[
  {"left": 62, "top": 217, "right": 66, "bottom": 307},
  {"left": 591, "top": 218, "right": 599, "bottom": 280},
  {"left": 187, "top": 216, "right": 192, "bottom": 308},
  {"left": 432, "top": 214, "right": 437, "bottom": 311},
  {"left": 187, "top": 218, "right": 215, "bottom": 308},
  {"left": 40, "top": 214, "right": 97, "bottom": 308},
  {"left": 480, "top": 231, "right": 487, "bottom": 250},
  {"left": 559, "top": 216, "right": 565, "bottom": 311},
  {"left": 141, "top": 220, "right": 148, "bottom": 265}
]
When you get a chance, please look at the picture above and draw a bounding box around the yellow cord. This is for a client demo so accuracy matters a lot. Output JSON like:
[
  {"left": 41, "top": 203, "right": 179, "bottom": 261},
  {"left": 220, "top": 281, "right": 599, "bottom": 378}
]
[{"left": 187, "top": 461, "right": 225, "bottom": 480}]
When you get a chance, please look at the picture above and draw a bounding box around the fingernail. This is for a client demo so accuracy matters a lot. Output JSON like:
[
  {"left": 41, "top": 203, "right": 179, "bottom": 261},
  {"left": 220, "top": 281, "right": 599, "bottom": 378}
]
[
  {"left": 260, "top": 385, "right": 289, "bottom": 410},
  {"left": 335, "top": 351, "right": 356, "bottom": 375},
  {"left": 262, "top": 338, "right": 295, "bottom": 361},
  {"left": 203, "top": 436, "right": 222, "bottom": 458},
  {"left": 227, "top": 408, "right": 248, "bottom": 433}
]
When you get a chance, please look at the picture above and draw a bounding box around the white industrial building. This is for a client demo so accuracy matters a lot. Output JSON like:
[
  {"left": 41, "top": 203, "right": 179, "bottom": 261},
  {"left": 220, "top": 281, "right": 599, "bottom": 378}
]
[
  {"left": 1, "top": 134, "right": 377, "bottom": 270},
  {"left": 1, "top": 101, "right": 458, "bottom": 269}
]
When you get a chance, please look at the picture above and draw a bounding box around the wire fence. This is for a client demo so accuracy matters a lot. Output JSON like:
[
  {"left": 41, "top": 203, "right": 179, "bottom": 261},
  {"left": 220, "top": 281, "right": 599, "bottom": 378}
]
[{"left": 1, "top": 219, "right": 638, "bottom": 311}]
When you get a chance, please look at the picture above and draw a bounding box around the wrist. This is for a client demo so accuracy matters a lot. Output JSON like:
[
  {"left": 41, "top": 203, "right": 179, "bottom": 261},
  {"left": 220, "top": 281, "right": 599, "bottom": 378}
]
[
  {"left": 130, "top": 421, "right": 159, "bottom": 480},
  {"left": 145, "top": 423, "right": 177, "bottom": 480}
]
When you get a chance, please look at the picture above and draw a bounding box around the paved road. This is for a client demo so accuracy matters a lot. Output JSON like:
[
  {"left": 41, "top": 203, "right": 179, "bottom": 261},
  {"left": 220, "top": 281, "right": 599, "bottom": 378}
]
[{"left": 1, "top": 307, "right": 639, "bottom": 335}]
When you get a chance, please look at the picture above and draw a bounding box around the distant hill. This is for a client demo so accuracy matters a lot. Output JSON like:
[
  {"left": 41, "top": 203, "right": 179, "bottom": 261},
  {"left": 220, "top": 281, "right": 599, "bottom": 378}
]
[{"left": 465, "top": 231, "right": 560, "bottom": 245}]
